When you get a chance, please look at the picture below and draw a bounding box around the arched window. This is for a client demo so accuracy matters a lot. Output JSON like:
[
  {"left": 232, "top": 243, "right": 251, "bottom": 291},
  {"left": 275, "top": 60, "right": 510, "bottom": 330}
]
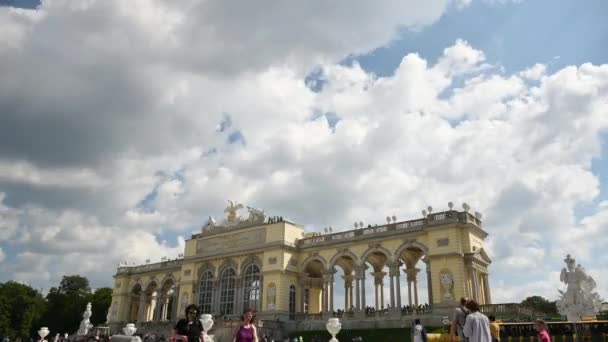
[
  {"left": 219, "top": 268, "right": 236, "bottom": 315},
  {"left": 198, "top": 270, "right": 214, "bottom": 314},
  {"left": 289, "top": 285, "right": 296, "bottom": 318},
  {"left": 242, "top": 264, "right": 261, "bottom": 311}
]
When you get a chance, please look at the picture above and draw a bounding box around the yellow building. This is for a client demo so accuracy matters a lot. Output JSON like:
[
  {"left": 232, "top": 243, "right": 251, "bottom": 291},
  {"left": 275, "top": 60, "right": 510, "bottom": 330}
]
[{"left": 107, "top": 202, "right": 491, "bottom": 328}]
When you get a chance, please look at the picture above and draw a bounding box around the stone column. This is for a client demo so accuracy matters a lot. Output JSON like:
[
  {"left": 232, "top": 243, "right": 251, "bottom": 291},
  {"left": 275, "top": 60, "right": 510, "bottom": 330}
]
[
  {"left": 162, "top": 296, "right": 170, "bottom": 320},
  {"left": 355, "top": 276, "right": 361, "bottom": 310},
  {"left": 471, "top": 268, "right": 480, "bottom": 302},
  {"left": 425, "top": 258, "right": 433, "bottom": 305},
  {"left": 360, "top": 267, "right": 366, "bottom": 310},
  {"left": 156, "top": 293, "right": 165, "bottom": 321},
  {"left": 343, "top": 275, "right": 353, "bottom": 310},
  {"left": 389, "top": 272, "right": 395, "bottom": 309},
  {"left": 171, "top": 286, "right": 180, "bottom": 319},
  {"left": 414, "top": 279, "right": 419, "bottom": 307},
  {"left": 137, "top": 294, "right": 146, "bottom": 322},
  {"left": 149, "top": 291, "right": 158, "bottom": 321},
  {"left": 321, "top": 278, "right": 327, "bottom": 312},
  {"left": 484, "top": 274, "right": 492, "bottom": 304},
  {"left": 329, "top": 278, "right": 334, "bottom": 313},
  {"left": 405, "top": 268, "right": 413, "bottom": 306},
  {"left": 394, "top": 265, "right": 402, "bottom": 309}
]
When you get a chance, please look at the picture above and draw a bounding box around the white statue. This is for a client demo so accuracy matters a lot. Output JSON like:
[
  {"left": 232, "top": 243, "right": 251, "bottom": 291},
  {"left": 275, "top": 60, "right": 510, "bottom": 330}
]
[
  {"left": 440, "top": 272, "right": 454, "bottom": 301},
  {"left": 202, "top": 216, "right": 217, "bottom": 231},
  {"left": 246, "top": 206, "right": 265, "bottom": 224},
  {"left": 557, "top": 255, "right": 603, "bottom": 322},
  {"left": 77, "top": 302, "right": 93, "bottom": 336},
  {"left": 223, "top": 200, "right": 244, "bottom": 225}
]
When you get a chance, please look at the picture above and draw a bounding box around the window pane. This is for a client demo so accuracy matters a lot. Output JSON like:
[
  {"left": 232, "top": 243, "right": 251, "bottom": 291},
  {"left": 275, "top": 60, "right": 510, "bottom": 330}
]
[
  {"left": 198, "top": 271, "right": 214, "bottom": 314},
  {"left": 220, "top": 268, "right": 236, "bottom": 315},
  {"left": 242, "top": 264, "right": 261, "bottom": 311}
]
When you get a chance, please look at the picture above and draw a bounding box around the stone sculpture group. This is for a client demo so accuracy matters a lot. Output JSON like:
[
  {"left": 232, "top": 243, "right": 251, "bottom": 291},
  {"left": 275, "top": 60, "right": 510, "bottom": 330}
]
[{"left": 557, "top": 254, "right": 603, "bottom": 322}]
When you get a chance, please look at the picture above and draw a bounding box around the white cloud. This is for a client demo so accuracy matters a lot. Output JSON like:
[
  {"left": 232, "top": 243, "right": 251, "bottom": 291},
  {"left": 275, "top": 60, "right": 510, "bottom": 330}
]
[
  {"left": 0, "top": 193, "right": 19, "bottom": 241},
  {"left": 0, "top": 0, "right": 606, "bottom": 304},
  {"left": 0, "top": 247, "right": 5, "bottom": 263}
]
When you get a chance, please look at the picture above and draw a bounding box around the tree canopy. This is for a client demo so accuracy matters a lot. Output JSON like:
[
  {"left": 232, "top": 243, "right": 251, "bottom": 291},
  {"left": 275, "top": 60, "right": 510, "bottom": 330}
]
[
  {"left": 0, "top": 276, "right": 112, "bottom": 340},
  {"left": 521, "top": 295, "right": 558, "bottom": 315},
  {"left": 0, "top": 281, "right": 46, "bottom": 340}
]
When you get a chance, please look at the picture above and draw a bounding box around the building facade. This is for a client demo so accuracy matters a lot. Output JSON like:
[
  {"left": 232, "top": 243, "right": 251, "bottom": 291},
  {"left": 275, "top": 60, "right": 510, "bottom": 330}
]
[{"left": 107, "top": 202, "right": 491, "bottom": 330}]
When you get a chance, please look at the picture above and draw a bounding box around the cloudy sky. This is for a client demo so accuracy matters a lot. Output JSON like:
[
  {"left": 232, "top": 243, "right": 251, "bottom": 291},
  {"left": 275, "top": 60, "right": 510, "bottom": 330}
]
[{"left": 0, "top": 0, "right": 607, "bottom": 306}]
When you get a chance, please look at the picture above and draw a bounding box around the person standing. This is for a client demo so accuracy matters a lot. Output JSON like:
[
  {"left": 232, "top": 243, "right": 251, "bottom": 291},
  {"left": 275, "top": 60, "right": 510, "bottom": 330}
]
[
  {"left": 488, "top": 316, "right": 500, "bottom": 342},
  {"left": 413, "top": 319, "right": 428, "bottom": 342},
  {"left": 174, "top": 304, "right": 204, "bottom": 342},
  {"left": 233, "top": 308, "right": 258, "bottom": 342},
  {"left": 534, "top": 319, "right": 551, "bottom": 342},
  {"left": 451, "top": 297, "right": 470, "bottom": 342},
  {"left": 463, "top": 300, "right": 492, "bottom": 342}
]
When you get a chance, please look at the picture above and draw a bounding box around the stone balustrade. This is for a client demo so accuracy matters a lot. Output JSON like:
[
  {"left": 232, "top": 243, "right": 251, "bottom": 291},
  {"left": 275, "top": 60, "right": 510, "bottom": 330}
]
[
  {"left": 298, "top": 210, "right": 481, "bottom": 247},
  {"left": 116, "top": 259, "right": 182, "bottom": 275}
]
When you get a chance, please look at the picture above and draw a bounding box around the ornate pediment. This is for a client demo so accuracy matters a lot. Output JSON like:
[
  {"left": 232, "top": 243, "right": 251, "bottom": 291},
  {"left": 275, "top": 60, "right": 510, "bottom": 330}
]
[{"left": 473, "top": 248, "right": 492, "bottom": 264}]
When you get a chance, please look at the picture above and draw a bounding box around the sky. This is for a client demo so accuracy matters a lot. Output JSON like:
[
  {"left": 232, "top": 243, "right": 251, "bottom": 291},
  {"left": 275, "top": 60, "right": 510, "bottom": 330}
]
[{"left": 0, "top": 0, "right": 607, "bottom": 306}]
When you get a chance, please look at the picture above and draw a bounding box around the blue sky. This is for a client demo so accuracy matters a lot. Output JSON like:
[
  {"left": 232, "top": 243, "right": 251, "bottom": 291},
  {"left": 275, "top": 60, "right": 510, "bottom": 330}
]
[
  {"left": 352, "top": 0, "right": 608, "bottom": 76},
  {"left": 0, "top": 0, "right": 607, "bottom": 305}
]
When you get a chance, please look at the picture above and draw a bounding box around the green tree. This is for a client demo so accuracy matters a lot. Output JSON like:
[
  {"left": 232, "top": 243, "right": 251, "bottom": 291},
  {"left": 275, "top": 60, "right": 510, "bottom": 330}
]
[
  {"left": 42, "top": 275, "right": 92, "bottom": 335},
  {"left": 521, "top": 296, "right": 558, "bottom": 315},
  {"left": 58, "top": 275, "right": 91, "bottom": 297},
  {"left": 90, "top": 288, "right": 113, "bottom": 326},
  {"left": 0, "top": 281, "right": 46, "bottom": 340}
]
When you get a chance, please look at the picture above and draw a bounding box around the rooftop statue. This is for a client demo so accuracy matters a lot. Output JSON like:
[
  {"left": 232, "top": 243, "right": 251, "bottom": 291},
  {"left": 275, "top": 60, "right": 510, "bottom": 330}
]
[
  {"left": 557, "top": 254, "right": 603, "bottom": 322},
  {"left": 224, "top": 200, "right": 244, "bottom": 224}
]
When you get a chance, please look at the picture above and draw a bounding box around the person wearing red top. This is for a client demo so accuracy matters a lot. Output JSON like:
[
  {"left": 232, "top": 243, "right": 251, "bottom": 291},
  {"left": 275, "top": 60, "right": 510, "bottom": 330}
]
[{"left": 534, "top": 319, "right": 551, "bottom": 342}]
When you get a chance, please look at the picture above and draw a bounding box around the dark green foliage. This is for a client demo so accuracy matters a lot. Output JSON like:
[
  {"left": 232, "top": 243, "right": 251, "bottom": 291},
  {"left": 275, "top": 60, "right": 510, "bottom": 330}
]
[
  {"left": 0, "top": 281, "right": 47, "bottom": 340},
  {"left": 0, "top": 275, "right": 112, "bottom": 340},
  {"left": 520, "top": 296, "right": 558, "bottom": 316},
  {"left": 90, "top": 287, "right": 113, "bottom": 327}
]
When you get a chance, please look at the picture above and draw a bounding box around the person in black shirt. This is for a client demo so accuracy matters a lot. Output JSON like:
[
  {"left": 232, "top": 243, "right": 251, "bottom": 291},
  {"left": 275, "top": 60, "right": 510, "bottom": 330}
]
[{"left": 174, "top": 304, "right": 204, "bottom": 342}]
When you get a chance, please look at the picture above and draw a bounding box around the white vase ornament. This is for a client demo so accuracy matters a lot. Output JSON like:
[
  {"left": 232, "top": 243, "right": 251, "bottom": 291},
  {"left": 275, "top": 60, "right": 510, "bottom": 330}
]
[
  {"left": 123, "top": 323, "right": 137, "bottom": 336},
  {"left": 38, "top": 327, "right": 50, "bottom": 340},
  {"left": 200, "top": 314, "right": 214, "bottom": 342},
  {"left": 326, "top": 318, "right": 341, "bottom": 342}
]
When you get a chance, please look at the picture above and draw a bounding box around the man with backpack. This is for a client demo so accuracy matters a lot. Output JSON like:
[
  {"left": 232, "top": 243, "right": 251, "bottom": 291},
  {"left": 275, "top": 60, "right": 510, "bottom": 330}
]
[{"left": 451, "top": 297, "right": 469, "bottom": 342}]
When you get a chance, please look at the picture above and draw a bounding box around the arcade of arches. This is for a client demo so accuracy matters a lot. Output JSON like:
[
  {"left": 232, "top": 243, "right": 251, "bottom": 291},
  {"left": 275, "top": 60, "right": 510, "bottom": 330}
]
[{"left": 108, "top": 207, "right": 491, "bottom": 323}]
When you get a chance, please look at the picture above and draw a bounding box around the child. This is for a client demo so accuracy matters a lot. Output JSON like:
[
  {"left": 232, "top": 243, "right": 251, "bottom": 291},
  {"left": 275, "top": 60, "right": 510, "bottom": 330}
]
[{"left": 534, "top": 319, "right": 550, "bottom": 342}]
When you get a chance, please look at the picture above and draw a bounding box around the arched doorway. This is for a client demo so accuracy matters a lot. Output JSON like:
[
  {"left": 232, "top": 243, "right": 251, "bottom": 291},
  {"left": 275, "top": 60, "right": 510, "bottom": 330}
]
[
  {"left": 330, "top": 252, "right": 357, "bottom": 314},
  {"left": 143, "top": 281, "right": 159, "bottom": 322},
  {"left": 396, "top": 243, "right": 430, "bottom": 313},
  {"left": 159, "top": 278, "right": 176, "bottom": 321},
  {"left": 361, "top": 248, "right": 391, "bottom": 312},
  {"left": 301, "top": 257, "right": 326, "bottom": 314}
]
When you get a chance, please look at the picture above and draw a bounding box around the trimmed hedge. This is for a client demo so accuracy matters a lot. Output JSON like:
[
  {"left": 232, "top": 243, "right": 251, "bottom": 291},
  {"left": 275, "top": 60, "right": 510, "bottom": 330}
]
[{"left": 289, "top": 327, "right": 413, "bottom": 342}]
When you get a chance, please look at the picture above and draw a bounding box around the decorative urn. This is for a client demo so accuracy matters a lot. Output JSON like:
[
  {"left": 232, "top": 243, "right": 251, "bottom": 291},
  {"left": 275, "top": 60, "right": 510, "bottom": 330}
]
[
  {"left": 200, "top": 314, "right": 214, "bottom": 342},
  {"left": 326, "top": 317, "right": 341, "bottom": 342},
  {"left": 38, "top": 327, "right": 50, "bottom": 340},
  {"left": 123, "top": 323, "right": 137, "bottom": 336}
]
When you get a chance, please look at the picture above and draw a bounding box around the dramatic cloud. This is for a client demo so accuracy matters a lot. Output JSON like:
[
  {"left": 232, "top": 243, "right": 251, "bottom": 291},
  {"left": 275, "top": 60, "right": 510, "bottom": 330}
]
[{"left": 0, "top": 0, "right": 606, "bottom": 303}]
